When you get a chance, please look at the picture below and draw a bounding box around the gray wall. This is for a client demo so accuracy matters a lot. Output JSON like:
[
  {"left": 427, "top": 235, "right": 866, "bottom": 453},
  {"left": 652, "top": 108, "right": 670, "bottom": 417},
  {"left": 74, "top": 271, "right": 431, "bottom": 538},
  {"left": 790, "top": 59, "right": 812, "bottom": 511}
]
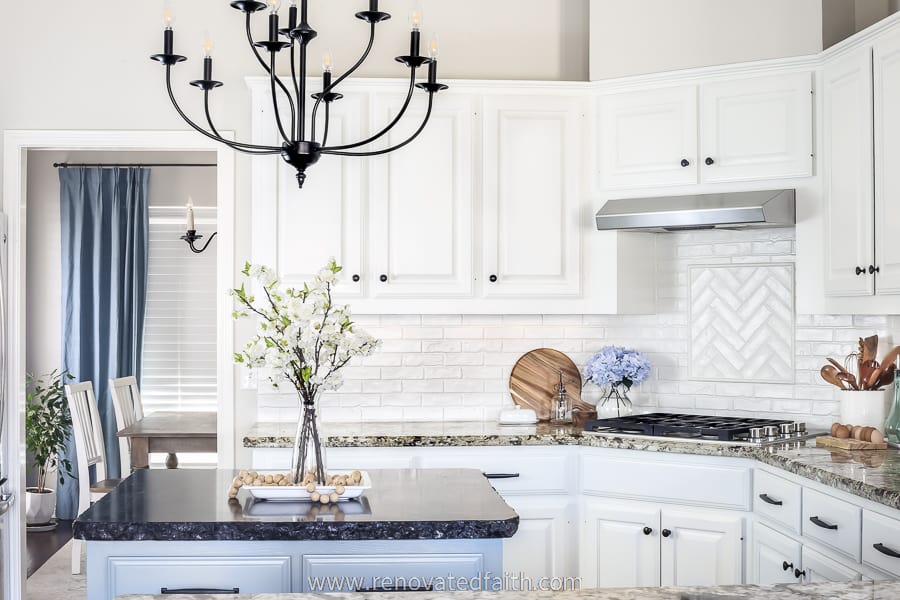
[
  {"left": 823, "top": 0, "right": 900, "bottom": 48},
  {"left": 589, "top": 0, "right": 823, "bottom": 80}
]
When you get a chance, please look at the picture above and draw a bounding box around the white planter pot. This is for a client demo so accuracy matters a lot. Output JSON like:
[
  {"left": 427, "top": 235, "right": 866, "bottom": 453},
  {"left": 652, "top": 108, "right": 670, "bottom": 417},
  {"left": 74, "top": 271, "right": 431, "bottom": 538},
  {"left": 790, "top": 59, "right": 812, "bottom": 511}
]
[
  {"left": 25, "top": 488, "right": 56, "bottom": 526},
  {"left": 838, "top": 389, "right": 891, "bottom": 430}
]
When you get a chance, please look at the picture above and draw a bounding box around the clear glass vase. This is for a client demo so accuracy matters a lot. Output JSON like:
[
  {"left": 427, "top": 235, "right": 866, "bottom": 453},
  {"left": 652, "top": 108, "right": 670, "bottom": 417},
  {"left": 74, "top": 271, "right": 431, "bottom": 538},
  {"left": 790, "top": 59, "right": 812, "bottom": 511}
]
[
  {"left": 290, "top": 397, "right": 327, "bottom": 485},
  {"left": 597, "top": 384, "right": 634, "bottom": 418},
  {"left": 886, "top": 370, "right": 900, "bottom": 443}
]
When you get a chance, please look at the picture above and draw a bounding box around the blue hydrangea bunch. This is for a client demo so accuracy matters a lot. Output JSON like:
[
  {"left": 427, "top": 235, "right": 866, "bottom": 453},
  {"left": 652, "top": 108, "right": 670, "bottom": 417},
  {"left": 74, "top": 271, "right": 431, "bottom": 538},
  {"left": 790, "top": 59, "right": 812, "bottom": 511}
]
[{"left": 584, "top": 346, "right": 651, "bottom": 390}]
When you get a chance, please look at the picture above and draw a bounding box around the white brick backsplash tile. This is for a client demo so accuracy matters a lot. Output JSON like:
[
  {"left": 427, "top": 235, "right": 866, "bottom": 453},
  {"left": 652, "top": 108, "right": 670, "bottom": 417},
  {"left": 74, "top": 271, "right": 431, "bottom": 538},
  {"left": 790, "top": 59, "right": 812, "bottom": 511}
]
[
  {"left": 695, "top": 397, "right": 733, "bottom": 410},
  {"left": 752, "top": 240, "right": 792, "bottom": 254},
  {"left": 484, "top": 352, "right": 524, "bottom": 366},
  {"left": 422, "top": 315, "right": 462, "bottom": 325},
  {"left": 794, "top": 385, "right": 836, "bottom": 401},
  {"left": 402, "top": 354, "right": 444, "bottom": 367},
  {"left": 852, "top": 315, "right": 890, "bottom": 327},
  {"left": 366, "top": 327, "right": 404, "bottom": 339},
  {"left": 423, "top": 340, "right": 462, "bottom": 353},
  {"left": 523, "top": 326, "right": 565, "bottom": 338},
  {"left": 564, "top": 327, "right": 606, "bottom": 339},
  {"left": 443, "top": 407, "right": 485, "bottom": 421},
  {"left": 402, "top": 407, "right": 445, "bottom": 421},
  {"left": 540, "top": 339, "right": 583, "bottom": 353},
  {"left": 753, "top": 384, "right": 795, "bottom": 399},
  {"left": 482, "top": 326, "right": 526, "bottom": 339},
  {"left": 443, "top": 327, "right": 486, "bottom": 339},
  {"left": 796, "top": 329, "right": 834, "bottom": 342},
  {"left": 344, "top": 366, "right": 382, "bottom": 380},
  {"left": 678, "top": 244, "right": 714, "bottom": 258},
  {"left": 444, "top": 354, "right": 484, "bottom": 366},
  {"left": 424, "top": 366, "right": 462, "bottom": 379},
  {"left": 502, "top": 315, "right": 543, "bottom": 325},
  {"left": 402, "top": 380, "right": 444, "bottom": 393},
  {"left": 461, "top": 393, "right": 505, "bottom": 406},
  {"left": 444, "top": 380, "right": 484, "bottom": 393},
  {"left": 545, "top": 315, "right": 585, "bottom": 325},
  {"left": 380, "top": 315, "right": 422, "bottom": 325},
  {"left": 338, "top": 395, "right": 381, "bottom": 408},
  {"left": 359, "top": 354, "right": 404, "bottom": 367},
  {"left": 361, "top": 407, "right": 403, "bottom": 421},
  {"left": 362, "top": 380, "right": 403, "bottom": 394},
  {"left": 462, "top": 315, "right": 503, "bottom": 326},
  {"left": 715, "top": 382, "right": 756, "bottom": 397},
  {"left": 422, "top": 393, "right": 463, "bottom": 407},
  {"left": 382, "top": 394, "right": 422, "bottom": 407},
  {"left": 812, "top": 315, "right": 853, "bottom": 327},
  {"left": 734, "top": 398, "right": 771, "bottom": 412},
  {"left": 381, "top": 367, "right": 424, "bottom": 380},
  {"left": 402, "top": 327, "right": 443, "bottom": 339},
  {"left": 462, "top": 366, "right": 503, "bottom": 379},
  {"left": 380, "top": 340, "right": 422, "bottom": 353},
  {"left": 462, "top": 340, "right": 503, "bottom": 353}
]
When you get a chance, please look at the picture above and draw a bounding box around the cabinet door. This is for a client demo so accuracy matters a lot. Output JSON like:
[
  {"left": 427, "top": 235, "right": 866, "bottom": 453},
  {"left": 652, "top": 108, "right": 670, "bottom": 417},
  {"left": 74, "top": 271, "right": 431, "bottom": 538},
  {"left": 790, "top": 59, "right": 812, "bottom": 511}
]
[
  {"left": 700, "top": 72, "right": 813, "bottom": 182},
  {"left": 370, "top": 93, "right": 475, "bottom": 297},
  {"left": 482, "top": 95, "right": 583, "bottom": 297},
  {"left": 252, "top": 92, "right": 365, "bottom": 297},
  {"left": 802, "top": 546, "right": 861, "bottom": 583},
  {"left": 823, "top": 49, "right": 875, "bottom": 297},
  {"left": 660, "top": 509, "right": 743, "bottom": 587},
  {"left": 597, "top": 86, "right": 698, "bottom": 189},
  {"left": 580, "top": 499, "right": 660, "bottom": 588},
  {"left": 874, "top": 30, "right": 900, "bottom": 294},
  {"left": 503, "top": 496, "right": 575, "bottom": 584},
  {"left": 752, "top": 522, "right": 801, "bottom": 585}
]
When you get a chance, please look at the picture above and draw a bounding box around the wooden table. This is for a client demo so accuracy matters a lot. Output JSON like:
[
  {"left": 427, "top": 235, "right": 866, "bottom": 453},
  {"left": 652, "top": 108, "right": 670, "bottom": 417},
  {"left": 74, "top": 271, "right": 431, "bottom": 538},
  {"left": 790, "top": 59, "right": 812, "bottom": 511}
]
[{"left": 117, "top": 411, "right": 217, "bottom": 470}]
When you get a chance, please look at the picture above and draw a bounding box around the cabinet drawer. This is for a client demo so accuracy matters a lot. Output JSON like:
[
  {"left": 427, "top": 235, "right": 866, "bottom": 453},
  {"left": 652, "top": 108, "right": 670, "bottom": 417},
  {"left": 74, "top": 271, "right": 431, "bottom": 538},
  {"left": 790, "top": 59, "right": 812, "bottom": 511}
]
[
  {"left": 301, "top": 553, "right": 484, "bottom": 592},
  {"left": 802, "top": 488, "right": 862, "bottom": 561},
  {"left": 581, "top": 454, "right": 751, "bottom": 509},
  {"left": 109, "top": 555, "right": 292, "bottom": 597},
  {"left": 753, "top": 469, "right": 802, "bottom": 533},
  {"left": 417, "top": 450, "right": 570, "bottom": 495},
  {"left": 862, "top": 510, "right": 900, "bottom": 576},
  {"left": 802, "top": 546, "right": 861, "bottom": 583}
]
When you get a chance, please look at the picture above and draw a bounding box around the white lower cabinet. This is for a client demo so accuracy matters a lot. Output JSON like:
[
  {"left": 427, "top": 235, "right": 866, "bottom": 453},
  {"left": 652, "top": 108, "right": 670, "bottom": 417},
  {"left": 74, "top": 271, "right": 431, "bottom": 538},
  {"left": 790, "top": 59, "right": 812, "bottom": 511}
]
[
  {"left": 752, "top": 522, "right": 801, "bottom": 585},
  {"left": 802, "top": 546, "right": 861, "bottom": 583},
  {"left": 503, "top": 496, "right": 575, "bottom": 583},
  {"left": 580, "top": 499, "right": 744, "bottom": 588}
]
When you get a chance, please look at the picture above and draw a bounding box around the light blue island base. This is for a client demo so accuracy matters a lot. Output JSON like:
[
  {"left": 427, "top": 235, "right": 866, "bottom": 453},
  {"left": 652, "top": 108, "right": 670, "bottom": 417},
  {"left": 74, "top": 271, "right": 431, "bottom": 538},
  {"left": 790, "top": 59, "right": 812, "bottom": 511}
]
[{"left": 87, "top": 538, "right": 503, "bottom": 599}]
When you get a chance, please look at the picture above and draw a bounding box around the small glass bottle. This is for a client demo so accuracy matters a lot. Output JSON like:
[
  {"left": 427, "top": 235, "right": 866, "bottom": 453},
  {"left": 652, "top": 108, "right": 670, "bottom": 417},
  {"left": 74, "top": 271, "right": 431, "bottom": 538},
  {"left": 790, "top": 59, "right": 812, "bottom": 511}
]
[
  {"left": 551, "top": 370, "right": 573, "bottom": 424},
  {"left": 885, "top": 358, "right": 900, "bottom": 443}
]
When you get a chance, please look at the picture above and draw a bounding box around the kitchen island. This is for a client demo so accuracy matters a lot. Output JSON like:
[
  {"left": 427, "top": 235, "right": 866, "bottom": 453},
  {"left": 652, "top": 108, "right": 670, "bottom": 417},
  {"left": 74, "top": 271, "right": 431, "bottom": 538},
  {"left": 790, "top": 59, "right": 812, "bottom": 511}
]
[{"left": 73, "top": 468, "right": 518, "bottom": 600}]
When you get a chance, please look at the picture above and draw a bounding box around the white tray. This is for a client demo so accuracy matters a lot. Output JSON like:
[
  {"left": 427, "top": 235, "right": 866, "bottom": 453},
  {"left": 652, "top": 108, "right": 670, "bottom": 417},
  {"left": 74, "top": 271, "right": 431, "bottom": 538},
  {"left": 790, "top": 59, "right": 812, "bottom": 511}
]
[{"left": 244, "top": 470, "right": 371, "bottom": 502}]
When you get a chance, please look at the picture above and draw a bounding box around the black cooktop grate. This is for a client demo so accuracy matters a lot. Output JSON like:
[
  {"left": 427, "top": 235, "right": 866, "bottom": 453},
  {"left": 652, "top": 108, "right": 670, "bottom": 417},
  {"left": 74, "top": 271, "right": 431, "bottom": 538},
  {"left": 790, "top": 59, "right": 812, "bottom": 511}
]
[{"left": 583, "top": 412, "right": 793, "bottom": 441}]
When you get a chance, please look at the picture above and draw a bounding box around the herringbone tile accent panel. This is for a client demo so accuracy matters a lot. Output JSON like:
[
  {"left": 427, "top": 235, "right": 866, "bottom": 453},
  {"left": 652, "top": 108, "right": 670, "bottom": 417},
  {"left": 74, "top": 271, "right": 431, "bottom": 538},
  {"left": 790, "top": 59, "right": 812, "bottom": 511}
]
[{"left": 689, "top": 264, "right": 795, "bottom": 383}]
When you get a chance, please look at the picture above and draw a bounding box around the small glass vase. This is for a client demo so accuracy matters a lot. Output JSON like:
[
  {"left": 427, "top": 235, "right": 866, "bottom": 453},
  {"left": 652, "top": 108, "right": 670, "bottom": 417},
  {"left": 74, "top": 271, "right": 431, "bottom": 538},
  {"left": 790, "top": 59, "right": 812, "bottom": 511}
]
[
  {"left": 886, "top": 369, "right": 900, "bottom": 443},
  {"left": 597, "top": 384, "right": 634, "bottom": 418},
  {"left": 290, "top": 397, "right": 327, "bottom": 485}
]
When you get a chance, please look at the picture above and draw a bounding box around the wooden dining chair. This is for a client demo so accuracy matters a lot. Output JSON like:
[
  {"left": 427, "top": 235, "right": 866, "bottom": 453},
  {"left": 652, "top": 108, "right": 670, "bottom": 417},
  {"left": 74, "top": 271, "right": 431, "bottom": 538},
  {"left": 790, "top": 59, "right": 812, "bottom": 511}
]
[
  {"left": 65, "top": 381, "right": 122, "bottom": 575},
  {"left": 109, "top": 375, "right": 144, "bottom": 474}
]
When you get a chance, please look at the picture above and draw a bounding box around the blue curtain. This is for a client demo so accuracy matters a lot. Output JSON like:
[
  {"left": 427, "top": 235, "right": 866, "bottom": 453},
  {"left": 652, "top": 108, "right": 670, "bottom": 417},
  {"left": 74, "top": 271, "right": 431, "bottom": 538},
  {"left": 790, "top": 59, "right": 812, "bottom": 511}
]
[{"left": 57, "top": 167, "right": 150, "bottom": 520}]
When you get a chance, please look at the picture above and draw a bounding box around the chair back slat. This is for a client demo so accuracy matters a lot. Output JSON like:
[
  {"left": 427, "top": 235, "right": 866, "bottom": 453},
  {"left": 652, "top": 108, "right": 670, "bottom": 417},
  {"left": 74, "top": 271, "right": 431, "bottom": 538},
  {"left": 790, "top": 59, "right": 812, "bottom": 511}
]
[
  {"left": 65, "top": 381, "right": 108, "bottom": 515},
  {"left": 109, "top": 375, "right": 144, "bottom": 472}
]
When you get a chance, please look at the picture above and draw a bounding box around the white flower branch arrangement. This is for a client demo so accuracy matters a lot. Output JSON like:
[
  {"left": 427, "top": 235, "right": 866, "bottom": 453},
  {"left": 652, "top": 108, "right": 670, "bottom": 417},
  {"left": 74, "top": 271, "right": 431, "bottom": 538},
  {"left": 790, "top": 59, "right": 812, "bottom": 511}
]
[{"left": 232, "top": 259, "right": 379, "bottom": 484}]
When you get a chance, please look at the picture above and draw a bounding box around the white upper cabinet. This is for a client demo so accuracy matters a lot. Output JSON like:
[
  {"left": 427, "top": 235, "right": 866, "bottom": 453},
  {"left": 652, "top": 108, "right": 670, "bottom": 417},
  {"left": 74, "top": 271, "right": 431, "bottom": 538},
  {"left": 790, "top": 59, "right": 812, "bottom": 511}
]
[
  {"left": 482, "top": 94, "right": 584, "bottom": 298},
  {"left": 369, "top": 93, "right": 475, "bottom": 298},
  {"left": 874, "top": 29, "right": 900, "bottom": 294},
  {"left": 822, "top": 48, "right": 875, "bottom": 297},
  {"left": 598, "top": 86, "right": 698, "bottom": 189},
  {"left": 700, "top": 72, "right": 813, "bottom": 183}
]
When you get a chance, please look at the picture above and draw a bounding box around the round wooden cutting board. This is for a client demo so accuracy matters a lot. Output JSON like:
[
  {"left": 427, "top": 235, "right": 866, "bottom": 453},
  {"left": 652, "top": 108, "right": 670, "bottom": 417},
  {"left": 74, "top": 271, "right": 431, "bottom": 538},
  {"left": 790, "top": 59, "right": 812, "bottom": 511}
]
[{"left": 509, "top": 349, "right": 590, "bottom": 421}]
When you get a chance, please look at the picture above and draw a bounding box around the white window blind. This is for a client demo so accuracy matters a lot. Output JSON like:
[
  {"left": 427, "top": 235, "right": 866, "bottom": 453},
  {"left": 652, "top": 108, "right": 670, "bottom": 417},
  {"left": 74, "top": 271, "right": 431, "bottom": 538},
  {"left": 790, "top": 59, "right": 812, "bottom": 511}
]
[{"left": 141, "top": 206, "right": 218, "bottom": 415}]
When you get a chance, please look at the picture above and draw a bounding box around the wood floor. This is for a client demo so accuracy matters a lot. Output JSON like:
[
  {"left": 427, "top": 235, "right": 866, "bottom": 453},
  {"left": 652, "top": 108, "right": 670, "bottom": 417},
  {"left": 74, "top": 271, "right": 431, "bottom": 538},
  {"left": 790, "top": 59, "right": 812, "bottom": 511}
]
[{"left": 26, "top": 519, "right": 73, "bottom": 577}]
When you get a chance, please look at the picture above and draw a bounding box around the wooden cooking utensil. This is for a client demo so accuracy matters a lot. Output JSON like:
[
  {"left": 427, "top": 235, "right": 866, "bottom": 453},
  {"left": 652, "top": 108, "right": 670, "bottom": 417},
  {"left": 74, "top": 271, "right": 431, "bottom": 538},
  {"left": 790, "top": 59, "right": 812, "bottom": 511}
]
[
  {"left": 865, "top": 345, "right": 900, "bottom": 389},
  {"left": 820, "top": 365, "right": 847, "bottom": 390},
  {"left": 509, "top": 349, "right": 591, "bottom": 421},
  {"left": 827, "top": 357, "right": 852, "bottom": 377},
  {"left": 860, "top": 360, "right": 879, "bottom": 390},
  {"left": 862, "top": 335, "right": 879, "bottom": 363},
  {"left": 837, "top": 371, "right": 859, "bottom": 391},
  {"left": 876, "top": 368, "right": 896, "bottom": 389}
]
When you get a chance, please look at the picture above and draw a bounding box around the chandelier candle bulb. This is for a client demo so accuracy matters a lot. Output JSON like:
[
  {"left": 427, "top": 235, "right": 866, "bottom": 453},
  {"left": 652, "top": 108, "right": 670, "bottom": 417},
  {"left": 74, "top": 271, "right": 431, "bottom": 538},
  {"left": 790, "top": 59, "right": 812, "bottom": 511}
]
[
  {"left": 269, "top": 13, "right": 280, "bottom": 42},
  {"left": 428, "top": 35, "right": 439, "bottom": 84},
  {"left": 370, "top": 0, "right": 379, "bottom": 11},
  {"left": 186, "top": 197, "right": 195, "bottom": 231},
  {"left": 288, "top": 0, "right": 297, "bottom": 29}
]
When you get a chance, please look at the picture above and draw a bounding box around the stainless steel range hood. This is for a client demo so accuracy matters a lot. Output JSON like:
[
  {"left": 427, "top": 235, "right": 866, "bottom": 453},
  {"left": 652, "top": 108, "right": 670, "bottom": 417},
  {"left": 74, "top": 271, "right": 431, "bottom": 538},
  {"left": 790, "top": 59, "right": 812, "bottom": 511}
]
[{"left": 595, "top": 189, "right": 795, "bottom": 232}]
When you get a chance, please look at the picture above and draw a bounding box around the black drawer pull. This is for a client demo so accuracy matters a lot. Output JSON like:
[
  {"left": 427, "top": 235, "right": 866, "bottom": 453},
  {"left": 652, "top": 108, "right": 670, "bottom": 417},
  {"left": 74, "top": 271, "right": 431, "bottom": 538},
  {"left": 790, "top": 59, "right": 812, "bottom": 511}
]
[
  {"left": 809, "top": 516, "right": 838, "bottom": 530},
  {"left": 483, "top": 473, "right": 520, "bottom": 479},
  {"left": 356, "top": 585, "right": 434, "bottom": 592},
  {"left": 759, "top": 493, "right": 783, "bottom": 506},
  {"left": 161, "top": 588, "right": 239, "bottom": 595},
  {"left": 874, "top": 543, "right": 900, "bottom": 558}
]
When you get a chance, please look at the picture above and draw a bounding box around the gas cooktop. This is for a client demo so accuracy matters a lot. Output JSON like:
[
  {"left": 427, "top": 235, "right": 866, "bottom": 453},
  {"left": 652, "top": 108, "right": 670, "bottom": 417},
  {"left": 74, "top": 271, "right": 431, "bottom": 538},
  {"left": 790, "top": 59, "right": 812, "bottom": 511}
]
[{"left": 583, "top": 412, "right": 818, "bottom": 446}]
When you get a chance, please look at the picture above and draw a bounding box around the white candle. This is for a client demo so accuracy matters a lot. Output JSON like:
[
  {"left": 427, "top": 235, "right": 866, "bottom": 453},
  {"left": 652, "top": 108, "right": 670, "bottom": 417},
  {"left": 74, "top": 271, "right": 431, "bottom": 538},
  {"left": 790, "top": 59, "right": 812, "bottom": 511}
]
[{"left": 186, "top": 197, "right": 195, "bottom": 231}]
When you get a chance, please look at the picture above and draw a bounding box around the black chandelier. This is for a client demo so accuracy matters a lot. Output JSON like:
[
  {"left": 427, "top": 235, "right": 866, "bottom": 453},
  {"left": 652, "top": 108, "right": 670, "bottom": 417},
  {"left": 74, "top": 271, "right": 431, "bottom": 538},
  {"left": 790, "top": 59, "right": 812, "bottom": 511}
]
[{"left": 152, "top": 0, "right": 447, "bottom": 188}]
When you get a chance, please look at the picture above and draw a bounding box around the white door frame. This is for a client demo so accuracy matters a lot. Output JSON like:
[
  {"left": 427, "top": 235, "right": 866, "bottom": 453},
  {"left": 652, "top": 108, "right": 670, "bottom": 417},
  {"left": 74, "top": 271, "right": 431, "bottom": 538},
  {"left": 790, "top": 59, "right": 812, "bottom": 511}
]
[{"left": 1, "top": 130, "right": 236, "bottom": 599}]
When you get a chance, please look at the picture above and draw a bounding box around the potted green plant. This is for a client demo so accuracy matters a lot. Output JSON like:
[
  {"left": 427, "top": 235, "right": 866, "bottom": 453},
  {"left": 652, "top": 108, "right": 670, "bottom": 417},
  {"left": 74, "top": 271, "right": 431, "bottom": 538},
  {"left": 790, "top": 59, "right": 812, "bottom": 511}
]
[{"left": 25, "top": 370, "right": 73, "bottom": 527}]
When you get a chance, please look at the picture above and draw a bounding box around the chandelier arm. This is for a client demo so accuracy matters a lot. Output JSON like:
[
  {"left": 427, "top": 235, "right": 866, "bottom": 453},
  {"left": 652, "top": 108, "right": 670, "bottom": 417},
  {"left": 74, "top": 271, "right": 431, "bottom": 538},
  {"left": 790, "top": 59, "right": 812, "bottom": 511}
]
[
  {"left": 310, "top": 23, "right": 376, "bottom": 142},
  {"left": 166, "top": 67, "right": 281, "bottom": 155},
  {"left": 321, "top": 102, "right": 331, "bottom": 148},
  {"left": 269, "top": 52, "right": 293, "bottom": 144},
  {"left": 202, "top": 91, "right": 281, "bottom": 152},
  {"left": 324, "top": 68, "right": 417, "bottom": 151},
  {"left": 246, "top": 12, "right": 297, "bottom": 137},
  {"left": 290, "top": 43, "right": 302, "bottom": 140},
  {"left": 321, "top": 93, "right": 434, "bottom": 157}
]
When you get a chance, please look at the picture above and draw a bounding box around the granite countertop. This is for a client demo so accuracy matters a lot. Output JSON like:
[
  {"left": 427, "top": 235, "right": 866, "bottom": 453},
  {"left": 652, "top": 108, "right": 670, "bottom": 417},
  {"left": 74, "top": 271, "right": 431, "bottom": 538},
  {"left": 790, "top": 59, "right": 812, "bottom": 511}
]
[
  {"left": 119, "top": 579, "right": 900, "bottom": 600},
  {"left": 245, "top": 421, "right": 900, "bottom": 511},
  {"left": 73, "top": 468, "right": 518, "bottom": 542}
]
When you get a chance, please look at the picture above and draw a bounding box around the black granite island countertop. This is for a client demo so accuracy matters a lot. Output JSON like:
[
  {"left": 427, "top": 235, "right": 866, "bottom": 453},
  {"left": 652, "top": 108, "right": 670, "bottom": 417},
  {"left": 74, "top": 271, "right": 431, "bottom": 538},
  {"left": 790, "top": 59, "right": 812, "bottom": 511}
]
[{"left": 73, "top": 468, "right": 519, "bottom": 542}]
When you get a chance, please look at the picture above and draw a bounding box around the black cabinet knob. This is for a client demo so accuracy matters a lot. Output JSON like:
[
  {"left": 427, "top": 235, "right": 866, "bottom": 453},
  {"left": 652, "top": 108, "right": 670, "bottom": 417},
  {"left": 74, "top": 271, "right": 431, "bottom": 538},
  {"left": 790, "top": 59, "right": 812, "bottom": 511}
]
[
  {"left": 869, "top": 265, "right": 881, "bottom": 275},
  {"left": 489, "top": 274, "right": 498, "bottom": 283},
  {"left": 661, "top": 529, "right": 672, "bottom": 538},
  {"left": 794, "top": 568, "right": 806, "bottom": 579},
  {"left": 782, "top": 561, "right": 793, "bottom": 572},
  {"left": 352, "top": 274, "right": 360, "bottom": 283},
  {"left": 643, "top": 526, "right": 653, "bottom": 536},
  {"left": 856, "top": 266, "right": 866, "bottom": 276},
  {"left": 705, "top": 157, "right": 715, "bottom": 166},
  {"left": 379, "top": 274, "right": 388, "bottom": 283},
  {"left": 680, "top": 159, "right": 690, "bottom": 167}
]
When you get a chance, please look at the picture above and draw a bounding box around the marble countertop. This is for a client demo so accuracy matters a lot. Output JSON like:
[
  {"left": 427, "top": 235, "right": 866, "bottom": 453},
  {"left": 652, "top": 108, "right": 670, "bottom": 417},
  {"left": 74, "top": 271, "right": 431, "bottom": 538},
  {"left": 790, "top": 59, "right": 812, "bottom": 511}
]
[
  {"left": 245, "top": 421, "right": 900, "bottom": 511},
  {"left": 119, "top": 579, "right": 900, "bottom": 600},
  {"left": 73, "top": 468, "right": 518, "bottom": 542}
]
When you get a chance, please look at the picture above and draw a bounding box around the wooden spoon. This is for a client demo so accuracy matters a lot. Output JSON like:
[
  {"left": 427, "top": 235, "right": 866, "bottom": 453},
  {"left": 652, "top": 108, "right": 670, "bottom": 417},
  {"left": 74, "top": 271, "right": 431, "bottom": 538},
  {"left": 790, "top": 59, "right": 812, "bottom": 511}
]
[
  {"left": 837, "top": 371, "right": 859, "bottom": 391},
  {"left": 865, "top": 346, "right": 900, "bottom": 389},
  {"left": 876, "top": 368, "right": 896, "bottom": 390},
  {"left": 860, "top": 360, "right": 879, "bottom": 390},
  {"left": 820, "top": 365, "right": 847, "bottom": 390},
  {"left": 827, "top": 357, "right": 852, "bottom": 377},
  {"left": 862, "top": 335, "right": 879, "bottom": 363}
]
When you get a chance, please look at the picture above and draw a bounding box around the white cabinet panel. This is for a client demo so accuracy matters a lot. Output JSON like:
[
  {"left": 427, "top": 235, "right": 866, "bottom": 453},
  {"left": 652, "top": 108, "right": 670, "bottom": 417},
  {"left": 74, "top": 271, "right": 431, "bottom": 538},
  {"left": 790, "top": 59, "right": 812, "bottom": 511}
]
[
  {"left": 370, "top": 94, "right": 474, "bottom": 297},
  {"left": 802, "top": 546, "right": 861, "bottom": 583},
  {"left": 504, "top": 496, "right": 575, "bottom": 583},
  {"left": 482, "top": 95, "right": 583, "bottom": 297},
  {"left": 598, "top": 86, "right": 698, "bottom": 189},
  {"left": 752, "top": 522, "right": 801, "bottom": 585},
  {"left": 659, "top": 508, "right": 743, "bottom": 587},
  {"left": 802, "top": 487, "right": 862, "bottom": 562},
  {"left": 874, "top": 30, "right": 900, "bottom": 294},
  {"left": 862, "top": 510, "right": 900, "bottom": 576},
  {"left": 700, "top": 72, "right": 813, "bottom": 182},
  {"left": 823, "top": 49, "right": 875, "bottom": 297},
  {"left": 580, "top": 499, "right": 660, "bottom": 588},
  {"left": 753, "top": 469, "right": 802, "bottom": 534},
  {"left": 301, "top": 553, "right": 484, "bottom": 592}
]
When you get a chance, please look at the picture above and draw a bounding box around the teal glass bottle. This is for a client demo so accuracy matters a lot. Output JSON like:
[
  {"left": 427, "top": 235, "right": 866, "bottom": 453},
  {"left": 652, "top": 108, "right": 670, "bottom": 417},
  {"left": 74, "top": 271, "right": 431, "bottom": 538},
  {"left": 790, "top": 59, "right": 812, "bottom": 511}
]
[{"left": 886, "top": 368, "right": 900, "bottom": 443}]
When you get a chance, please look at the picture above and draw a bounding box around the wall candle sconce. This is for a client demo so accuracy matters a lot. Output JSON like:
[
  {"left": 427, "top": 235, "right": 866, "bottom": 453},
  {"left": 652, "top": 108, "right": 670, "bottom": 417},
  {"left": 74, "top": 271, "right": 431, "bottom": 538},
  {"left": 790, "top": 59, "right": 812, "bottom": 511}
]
[{"left": 181, "top": 196, "right": 217, "bottom": 253}]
